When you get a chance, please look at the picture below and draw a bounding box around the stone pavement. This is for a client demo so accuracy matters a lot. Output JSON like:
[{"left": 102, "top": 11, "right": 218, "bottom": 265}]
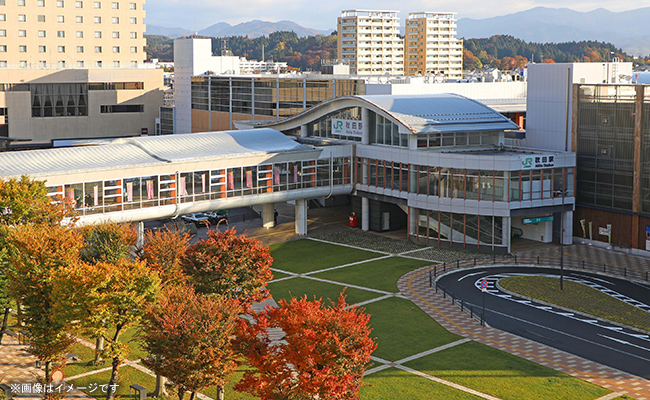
[{"left": 399, "top": 265, "right": 650, "bottom": 400}]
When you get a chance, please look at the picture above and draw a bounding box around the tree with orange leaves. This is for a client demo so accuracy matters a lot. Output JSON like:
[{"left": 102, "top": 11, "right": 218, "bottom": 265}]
[
  {"left": 236, "top": 294, "right": 377, "bottom": 400},
  {"left": 140, "top": 284, "right": 240, "bottom": 400},
  {"left": 182, "top": 228, "right": 273, "bottom": 309},
  {"left": 138, "top": 229, "right": 190, "bottom": 285}
]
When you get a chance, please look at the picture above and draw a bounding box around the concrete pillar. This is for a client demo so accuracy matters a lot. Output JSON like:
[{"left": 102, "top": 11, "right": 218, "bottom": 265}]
[
  {"left": 262, "top": 203, "right": 275, "bottom": 229},
  {"left": 361, "top": 108, "right": 370, "bottom": 145},
  {"left": 408, "top": 207, "right": 417, "bottom": 236},
  {"left": 361, "top": 197, "right": 369, "bottom": 231},
  {"left": 300, "top": 124, "right": 307, "bottom": 138},
  {"left": 295, "top": 199, "right": 308, "bottom": 235},
  {"left": 409, "top": 165, "right": 417, "bottom": 193},
  {"left": 361, "top": 158, "right": 369, "bottom": 185},
  {"left": 502, "top": 217, "right": 511, "bottom": 253},
  {"left": 562, "top": 211, "right": 573, "bottom": 245}
]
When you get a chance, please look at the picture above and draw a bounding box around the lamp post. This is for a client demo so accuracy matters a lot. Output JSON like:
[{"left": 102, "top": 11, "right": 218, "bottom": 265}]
[{"left": 560, "top": 188, "right": 565, "bottom": 291}]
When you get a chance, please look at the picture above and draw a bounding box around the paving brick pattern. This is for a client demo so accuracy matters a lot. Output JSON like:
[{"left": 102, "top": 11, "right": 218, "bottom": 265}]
[{"left": 399, "top": 265, "right": 650, "bottom": 400}]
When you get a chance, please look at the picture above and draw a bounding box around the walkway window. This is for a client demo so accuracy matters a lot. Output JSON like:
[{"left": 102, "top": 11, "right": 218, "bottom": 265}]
[
  {"left": 159, "top": 174, "right": 175, "bottom": 205},
  {"left": 123, "top": 177, "right": 141, "bottom": 210},
  {"left": 84, "top": 181, "right": 103, "bottom": 213}
]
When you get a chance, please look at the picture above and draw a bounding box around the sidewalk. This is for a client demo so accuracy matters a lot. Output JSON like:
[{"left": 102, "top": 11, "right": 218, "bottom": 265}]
[{"left": 398, "top": 265, "right": 650, "bottom": 400}]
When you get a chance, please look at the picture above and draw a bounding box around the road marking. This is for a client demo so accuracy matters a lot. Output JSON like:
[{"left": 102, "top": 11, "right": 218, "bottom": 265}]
[
  {"left": 598, "top": 334, "right": 650, "bottom": 353},
  {"left": 458, "top": 270, "right": 485, "bottom": 281}
]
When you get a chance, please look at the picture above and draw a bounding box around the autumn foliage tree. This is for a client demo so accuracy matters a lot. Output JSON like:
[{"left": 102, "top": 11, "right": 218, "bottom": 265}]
[
  {"left": 56, "top": 259, "right": 160, "bottom": 400},
  {"left": 183, "top": 228, "right": 273, "bottom": 309},
  {"left": 138, "top": 229, "right": 190, "bottom": 285},
  {"left": 236, "top": 294, "right": 377, "bottom": 400},
  {"left": 141, "top": 284, "right": 240, "bottom": 400},
  {"left": 6, "top": 224, "right": 83, "bottom": 382}
]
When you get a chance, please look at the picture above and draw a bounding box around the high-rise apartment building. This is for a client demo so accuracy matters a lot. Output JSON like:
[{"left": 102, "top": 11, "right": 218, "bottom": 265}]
[
  {"left": 405, "top": 12, "right": 463, "bottom": 79},
  {"left": 337, "top": 10, "right": 404, "bottom": 76},
  {"left": 0, "top": 0, "right": 146, "bottom": 68}
]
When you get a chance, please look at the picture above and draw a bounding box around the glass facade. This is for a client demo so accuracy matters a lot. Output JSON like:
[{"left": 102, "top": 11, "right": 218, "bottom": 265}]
[
  {"left": 190, "top": 76, "right": 365, "bottom": 120},
  {"left": 577, "top": 85, "right": 635, "bottom": 211},
  {"left": 47, "top": 157, "right": 351, "bottom": 216}
]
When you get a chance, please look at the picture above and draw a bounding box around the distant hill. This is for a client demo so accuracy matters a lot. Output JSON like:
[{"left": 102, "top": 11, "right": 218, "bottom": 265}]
[
  {"left": 147, "top": 20, "right": 332, "bottom": 39},
  {"left": 458, "top": 6, "right": 650, "bottom": 56}
]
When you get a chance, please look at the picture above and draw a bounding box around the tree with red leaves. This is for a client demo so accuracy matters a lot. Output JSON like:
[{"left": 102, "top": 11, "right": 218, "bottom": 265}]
[
  {"left": 236, "top": 294, "right": 377, "bottom": 400},
  {"left": 141, "top": 284, "right": 240, "bottom": 400},
  {"left": 182, "top": 228, "right": 273, "bottom": 309}
]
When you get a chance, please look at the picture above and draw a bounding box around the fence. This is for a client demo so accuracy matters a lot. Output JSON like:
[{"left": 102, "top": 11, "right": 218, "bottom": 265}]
[{"left": 427, "top": 255, "right": 650, "bottom": 326}]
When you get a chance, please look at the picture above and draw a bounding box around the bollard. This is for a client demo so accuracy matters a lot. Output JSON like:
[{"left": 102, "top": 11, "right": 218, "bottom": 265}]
[
  {"left": 443, "top": 288, "right": 446, "bottom": 299},
  {"left": 493, "top": 255, "right": 496, "bottom": 264},
  {"left": 452, "top": 293, "right": 455, "bottom": 305},
  {"left": 443, "top": 263, "right": 446, "bottom": 273},
  {"left": 470, "top": 305, "right": 473, "bottom": 319},
  {"left": 646, "top": 271, "right": 649, "bottom": 281},
  {"left": 514, "top": 255, "right": 517, "bottom": 264},
  {"left": 624, "top": 268, "right": 627, "bottom": 277},
  {"left": 582, "top": 260, "right": 585, "bottom": 269},
  {"left": 457, "top": 260, "right": 460, "bottom": 269},
  {"left": 474, "top": 257, "right": 476, "bottom": 266},
  {"left": 429, "top": 271, "right": 433, "bottom": 287},
  {"left": 537, "top": 256, "right": 540, "bottom": 264},
  {"left": 480, "top": 312, "right": 484, "bottom": 327},
  {"left": 603, "top": 263, "right": 606, "bottom": 273},
  {"left": 461, "top": 299, "right": 464, "bottom": 312}
]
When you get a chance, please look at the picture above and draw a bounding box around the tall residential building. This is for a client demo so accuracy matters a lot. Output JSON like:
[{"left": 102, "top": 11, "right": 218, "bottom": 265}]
[
  {"left": 405, "top": 12, "right": 463, "bottom": 79},
  {"left": 0, "top": 0, "right": 146, "bottom": 69},
  {"left": 337, "top": 10, "right": 404, "bottom": 76}
]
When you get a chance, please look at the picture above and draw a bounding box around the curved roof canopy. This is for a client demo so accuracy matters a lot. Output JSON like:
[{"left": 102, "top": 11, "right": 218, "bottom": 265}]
[
  {"left": 253, "top": 94, "right": 519, "bottom": 134},
  {"left": 0, "top": 129, "right": 313, "bottom": 178}
]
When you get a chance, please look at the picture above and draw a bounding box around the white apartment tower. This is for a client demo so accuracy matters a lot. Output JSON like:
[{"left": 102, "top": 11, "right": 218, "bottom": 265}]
[
  {"left": 405, "top": 12, "right": 463, "bottom": 79},
  {"left": 337, "top": 10, "right": 404, "bottom": 76}
]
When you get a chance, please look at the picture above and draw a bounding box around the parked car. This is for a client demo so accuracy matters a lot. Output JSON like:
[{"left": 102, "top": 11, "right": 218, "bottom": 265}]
[
  {"left": 206, "top": 210, "right": 229, "bottom": 225},
  {"left": 181, "top": 212, "right": 211, "bottom": 227}
]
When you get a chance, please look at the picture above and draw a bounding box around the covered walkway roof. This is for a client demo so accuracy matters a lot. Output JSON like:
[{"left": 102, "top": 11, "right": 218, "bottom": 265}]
[
  {"left": 249, "top": 94, "right": 519, "bottom": 134},
  {"left": 0, "top": 129, "right": 317, "bottom": 178}
]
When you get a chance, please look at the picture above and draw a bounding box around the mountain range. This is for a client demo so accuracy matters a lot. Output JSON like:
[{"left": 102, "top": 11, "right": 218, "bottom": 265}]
[
  {"left": 146, "top": 20, "right": 332, "bottom": 39},
  {"left": 146, "top": 7, "right": 650, "bottom": 57},
  {"left": 458, "top": 7, "right": 650, "bottom": 56}
]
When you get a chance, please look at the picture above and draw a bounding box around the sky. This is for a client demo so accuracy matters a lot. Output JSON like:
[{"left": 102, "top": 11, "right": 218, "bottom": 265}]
[{"left": 144, "top": 0, "right": 643, "bottom": 31}]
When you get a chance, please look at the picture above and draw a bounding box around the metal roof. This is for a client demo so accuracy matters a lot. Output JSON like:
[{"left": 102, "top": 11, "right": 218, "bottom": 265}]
[
  {"left": 359, "top": 94, "right": 520, "bottom": 133},
  {"left": 0, "top": 129, "right": 314, "bottom": 178}
]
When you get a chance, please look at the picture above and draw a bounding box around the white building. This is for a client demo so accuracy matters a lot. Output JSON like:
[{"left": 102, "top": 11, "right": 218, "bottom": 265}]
[
  {"left": 337, "top": 10, "right": 404, "bottom": 76},
  {"left": 405, "top": 12, "right": 463, "bottom": 80}
]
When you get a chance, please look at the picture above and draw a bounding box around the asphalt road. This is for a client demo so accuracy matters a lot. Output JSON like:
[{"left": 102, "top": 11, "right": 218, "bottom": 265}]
[{"left": 437, "top": 266, "right": 650, "bottom": 379}]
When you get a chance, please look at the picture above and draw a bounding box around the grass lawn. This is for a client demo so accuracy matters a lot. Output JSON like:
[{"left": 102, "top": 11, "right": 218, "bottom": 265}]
[
  {"left": 268, "top": 277, "right": 381, "bottom": 305},
  {"left": 68, "top": 365, "right": 156, "bottom": 400},
  {"left": 363, "top": 297, "right": 461, "bottom": 361},
  {"left": 269, "top": 270, "right": 292, "bottom": 280},
  {"left": 500, "top": 276, "right": 650, "bottom": 332},
  {"left": 269, "top": 239, "right": 383, "bottom": 274},
  {"left": 313, "top": 256, "right": 433, "bottom": 293},
  {"left": 62, "top": 342, "right": 108, "bottom": 378},
  {"left": 405, "top": 341, "right": 611, "bottom": 400},
  {"left": 360, "top": 368, "right": 483, "bottom": 400}
]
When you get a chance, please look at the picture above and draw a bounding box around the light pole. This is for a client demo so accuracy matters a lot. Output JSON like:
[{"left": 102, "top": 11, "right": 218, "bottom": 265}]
[{"left": 560, "top": 190, "right": 565, "bottom": 291}]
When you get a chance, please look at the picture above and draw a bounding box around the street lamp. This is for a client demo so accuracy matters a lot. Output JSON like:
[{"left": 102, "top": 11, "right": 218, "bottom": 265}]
[{"left": 560, "top": 188, "right": 564, "bottom": 291}]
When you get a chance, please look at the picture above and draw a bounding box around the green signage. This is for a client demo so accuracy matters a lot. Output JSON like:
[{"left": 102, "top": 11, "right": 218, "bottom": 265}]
[{"left": 523, "top": 216, "right": 554, "bottom": 224}]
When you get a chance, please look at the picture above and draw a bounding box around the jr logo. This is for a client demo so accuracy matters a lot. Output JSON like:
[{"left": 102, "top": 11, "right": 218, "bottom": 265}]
[
  {"left": 521, "top": 157, "right": 533, "bottom": 168},
  {"left": 333, "top": 120, "right": 343, "bottom": 131}
]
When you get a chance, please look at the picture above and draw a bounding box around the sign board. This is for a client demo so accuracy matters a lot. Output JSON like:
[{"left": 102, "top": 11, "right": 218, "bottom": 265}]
[
  {"left": 521, "top": 155, "right": 555, "bottom": 169},
  {"left": 331, "top": 118, "right": 363, "bottom": 137},
  {"left": 598, "top": 227, "right": 610, "bottom": 235},
  {"left": 480, "top": 280, "right": 488, "bottom": 290},
  {"left": 523, "top": 216, "right": 554, "bottom": 224}
]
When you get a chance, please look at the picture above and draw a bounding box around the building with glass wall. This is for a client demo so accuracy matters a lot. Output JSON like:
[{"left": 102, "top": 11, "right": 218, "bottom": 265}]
[{"left": 245, "top": 94, "right": 576, "bottom": 253}]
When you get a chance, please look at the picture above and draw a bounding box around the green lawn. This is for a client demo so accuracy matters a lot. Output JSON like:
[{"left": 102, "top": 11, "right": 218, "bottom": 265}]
[
  {"left": 405, "top": 341, "right": 611, "bottom": 400},
  {"left": 62, "top": 342, "right": 108, "bottom": 378},
  {"left": 268, "top": 277, "right": 381, "bottom": 306},
  {"left": 500, "top": 276, "right": 650, "bottom": 332},
  {"left": 269, "top": 270, "right": 292, "bottom": 281},
  {"left": 360, "top": 368, "right": 483, "bottom": 400},
  {"left": 313, "top": 256, "right": 433, "bottom": 293},
  {"left": 269, "top": 239, "right": 383, "bottom": 274},
  {"left": 363, "top": 297, "right": 462, "bottom": 361},
  {"left": 68, "top": 365, "right": 156, "bottom": 400}
]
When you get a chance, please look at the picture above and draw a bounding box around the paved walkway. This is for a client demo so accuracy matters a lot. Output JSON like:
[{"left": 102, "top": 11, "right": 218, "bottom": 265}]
[{"left": 399, "top": 265, "right": 650, "bottom": 400}]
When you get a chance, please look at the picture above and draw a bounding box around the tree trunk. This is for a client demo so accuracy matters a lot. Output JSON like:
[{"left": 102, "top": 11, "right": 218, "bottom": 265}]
[
  {"left": 216, "top": 386, "right": 224, "bottom": 400},
  {"left": 94, "top": 336, "right": 104, "bottom": 364},
  {"left": 0, "top": 307, "right": 9, "bottom": 344},
  {"left": 152, "top": 374, "right": 168, "bottom": 397},
  {"left": 16, "top": 300, "right": 23, "bottom": 327},
  {"left": 178, "top": 387, "right": 185, "bottom": 400},
  {"left": 45, "top": 360, "right": 51, "bottom": 383},
  {"left": 189, "top": 392, "right": 196, "bottom": 400},
  {"left": 105, "top": 356, "right": 121, "bottom": 400}
]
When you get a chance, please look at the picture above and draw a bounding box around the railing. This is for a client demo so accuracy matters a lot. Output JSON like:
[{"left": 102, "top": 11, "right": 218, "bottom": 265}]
[
  {"left": 428, "top": 255, "right": 650, "bottom": 283},
  {"left": 427, "top": 255, "right": 650, "bottom": 327}
]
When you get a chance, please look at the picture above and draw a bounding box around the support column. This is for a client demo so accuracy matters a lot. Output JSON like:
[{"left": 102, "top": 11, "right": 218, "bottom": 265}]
[
  {"left": 502, "top": 217, "right": 510, "bottom": 253},
  {"left": 295, "top": 199, "right": 308, "bottom": 235},
  {"left": 300, "top": 124, "right": 307, "bottom": 138},
  {"left": 361, "top": 197, "right": 369, "bottom": 231},
  {"left": 361, "top": 108, "right": 370, "bottom": 145},
  {"left": 262, "top": 203, "right": 275, "bottom": 229},
  {"left": 562, "top": 210, "right": 573, "bottom": 245},
  {"left": 362, "top": 159, "right": 369, "bottom": 185},
  {"left": 408, "top": 207, "right": 417, "bottom": 237}
]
